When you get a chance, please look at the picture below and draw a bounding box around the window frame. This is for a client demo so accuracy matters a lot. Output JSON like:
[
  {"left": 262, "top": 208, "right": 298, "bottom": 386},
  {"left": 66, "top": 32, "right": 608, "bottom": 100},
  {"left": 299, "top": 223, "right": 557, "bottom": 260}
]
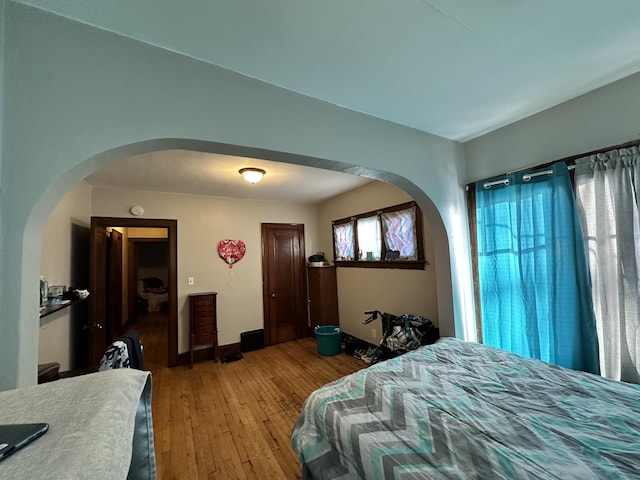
[{"left": 332, "top": 201, "right": 427, "bottom": 270}]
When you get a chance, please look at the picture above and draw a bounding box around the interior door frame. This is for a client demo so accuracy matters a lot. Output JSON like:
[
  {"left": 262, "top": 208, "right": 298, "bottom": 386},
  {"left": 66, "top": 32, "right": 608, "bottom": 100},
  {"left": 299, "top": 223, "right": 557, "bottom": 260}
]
[{"left": 90, "top": 217, "right": 178, "bottom": 367}]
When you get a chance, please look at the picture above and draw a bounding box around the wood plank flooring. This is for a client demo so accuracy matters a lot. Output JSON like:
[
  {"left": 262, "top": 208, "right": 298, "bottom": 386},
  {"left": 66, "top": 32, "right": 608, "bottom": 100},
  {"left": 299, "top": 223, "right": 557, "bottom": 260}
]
[
  {"left": 137, "top": 314, "right": 365, "bottom": 479},
  {"left": 135, "top": 309, "right": 169, "bottom": 368}
]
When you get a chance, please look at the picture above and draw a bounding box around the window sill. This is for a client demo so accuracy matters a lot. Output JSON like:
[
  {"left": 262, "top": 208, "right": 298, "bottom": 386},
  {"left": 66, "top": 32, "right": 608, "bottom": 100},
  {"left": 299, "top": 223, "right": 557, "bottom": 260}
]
[{"left": 334, "top": 260, "right": 428, "bottom": 270}]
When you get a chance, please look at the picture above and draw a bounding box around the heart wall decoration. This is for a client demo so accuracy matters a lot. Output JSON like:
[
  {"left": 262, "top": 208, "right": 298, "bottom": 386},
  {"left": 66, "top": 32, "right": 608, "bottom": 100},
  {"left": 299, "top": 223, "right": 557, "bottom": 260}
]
[{"left": 217, "top": 239, "right": 246, "bottom": 269}]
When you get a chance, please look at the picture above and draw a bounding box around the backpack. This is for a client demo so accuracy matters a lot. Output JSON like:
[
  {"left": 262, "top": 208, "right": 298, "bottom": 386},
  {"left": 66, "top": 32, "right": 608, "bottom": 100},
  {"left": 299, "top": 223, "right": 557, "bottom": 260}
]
[{"left": 99, "top": 330, "right": 144, "bottom": 371}]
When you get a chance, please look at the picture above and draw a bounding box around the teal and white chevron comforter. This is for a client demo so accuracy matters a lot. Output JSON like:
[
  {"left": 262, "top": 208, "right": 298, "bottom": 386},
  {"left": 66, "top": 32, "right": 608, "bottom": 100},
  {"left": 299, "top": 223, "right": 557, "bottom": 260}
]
[{"left": 292, "top": 338, "right": 640, "bottom": 479}]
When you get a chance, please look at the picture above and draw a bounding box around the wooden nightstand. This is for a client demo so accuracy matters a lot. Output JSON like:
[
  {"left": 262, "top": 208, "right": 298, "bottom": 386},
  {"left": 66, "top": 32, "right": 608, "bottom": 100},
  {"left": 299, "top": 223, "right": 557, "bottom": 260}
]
[{"left": 188, "top": 292, "right": 218, "bottom": 368}]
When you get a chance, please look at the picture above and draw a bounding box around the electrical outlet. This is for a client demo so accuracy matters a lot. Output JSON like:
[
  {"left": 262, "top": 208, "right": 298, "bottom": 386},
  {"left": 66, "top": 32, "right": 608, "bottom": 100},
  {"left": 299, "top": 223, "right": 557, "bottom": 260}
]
[
  {"left": 188, "top": 276, "right": 195, "bottom": 286},
  {"left": 372, "top": 328, "right": 378, "bottom": 339}
]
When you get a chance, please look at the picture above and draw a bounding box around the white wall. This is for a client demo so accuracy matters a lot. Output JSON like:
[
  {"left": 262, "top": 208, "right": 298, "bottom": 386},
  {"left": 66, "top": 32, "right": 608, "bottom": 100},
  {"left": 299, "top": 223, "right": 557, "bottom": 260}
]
[
  {"left": 91, "top": 186, "right": 320, "bottom": 351},
  {"left": 317, "top": 181, "right": 438, "bottom": 343},
  {"left": 39, "top": 181, "right": 92, "bottom": 370},
  {"left": 465, "top": 72, "right": 640, "bottom": 183}
]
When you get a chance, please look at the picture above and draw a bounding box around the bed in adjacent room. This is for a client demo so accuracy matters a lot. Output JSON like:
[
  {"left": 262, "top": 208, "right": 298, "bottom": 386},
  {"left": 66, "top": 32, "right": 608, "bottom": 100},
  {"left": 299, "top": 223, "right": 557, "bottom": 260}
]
[
  {"left": 292, "top": 337, "right": 640, "bottom": 479},
  {"left": 137, "top": 276, "right": 168, "bottom": 312}
]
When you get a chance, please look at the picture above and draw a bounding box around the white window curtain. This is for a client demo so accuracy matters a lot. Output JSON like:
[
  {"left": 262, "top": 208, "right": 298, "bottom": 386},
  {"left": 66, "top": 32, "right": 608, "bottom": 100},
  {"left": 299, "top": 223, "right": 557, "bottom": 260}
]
[
  {"left": 357, "top": 216, "right": 381, "bottom": 260},
  {"left": 575, "top": 147, "right": 640, "bottom": 383}
]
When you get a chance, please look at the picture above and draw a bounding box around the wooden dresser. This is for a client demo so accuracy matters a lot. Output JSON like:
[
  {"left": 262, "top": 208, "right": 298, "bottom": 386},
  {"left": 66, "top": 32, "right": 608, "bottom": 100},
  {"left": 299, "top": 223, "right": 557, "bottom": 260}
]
[{"left": 188, "top": 292, "right": 218, "bottom": 368}]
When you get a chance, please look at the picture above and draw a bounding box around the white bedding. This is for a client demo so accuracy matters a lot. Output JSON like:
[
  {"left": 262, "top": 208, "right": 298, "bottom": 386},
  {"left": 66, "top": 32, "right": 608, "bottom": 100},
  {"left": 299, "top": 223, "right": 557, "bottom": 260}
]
[
  {"left": 139, "top": 290, "right": 168, "bottom": 312},
  {"left": 138, "top": 279, "right": 168, "bottom": 312}
]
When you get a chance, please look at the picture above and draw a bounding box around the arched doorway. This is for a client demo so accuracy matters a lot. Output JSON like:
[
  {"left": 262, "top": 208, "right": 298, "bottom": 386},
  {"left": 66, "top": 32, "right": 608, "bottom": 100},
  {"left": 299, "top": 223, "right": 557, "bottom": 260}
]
[{"left": 19, "top": 139, "right": 457, "bottom": 390}]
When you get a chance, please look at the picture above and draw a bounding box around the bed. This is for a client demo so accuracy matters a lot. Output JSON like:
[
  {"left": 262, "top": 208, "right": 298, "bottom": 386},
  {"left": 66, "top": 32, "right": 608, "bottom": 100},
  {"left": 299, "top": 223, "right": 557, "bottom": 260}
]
[
  {"left": 292, "top": 337, "right": 640, "bottom": 479},
  {"left": 137, "top": 277, "right": 168, "bottom": 312},
  {"left": 0, "top": 369, "right": 156, "bottom": 480}
]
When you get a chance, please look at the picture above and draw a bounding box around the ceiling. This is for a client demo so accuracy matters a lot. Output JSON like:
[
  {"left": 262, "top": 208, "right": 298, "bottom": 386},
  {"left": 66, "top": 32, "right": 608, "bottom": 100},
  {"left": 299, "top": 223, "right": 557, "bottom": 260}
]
[
  {"left": 85, "top": 150, "right": 374, "bottom": 204},
  {"left": 27, "top": 0, "right": 640, "bottom": 202}
]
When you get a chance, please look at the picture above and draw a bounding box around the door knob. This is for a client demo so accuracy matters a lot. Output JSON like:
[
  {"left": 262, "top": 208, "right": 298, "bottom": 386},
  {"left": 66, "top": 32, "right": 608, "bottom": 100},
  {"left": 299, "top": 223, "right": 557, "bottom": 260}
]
[{"left": 271, "top": 293, "right": 276, "bottom": 299}]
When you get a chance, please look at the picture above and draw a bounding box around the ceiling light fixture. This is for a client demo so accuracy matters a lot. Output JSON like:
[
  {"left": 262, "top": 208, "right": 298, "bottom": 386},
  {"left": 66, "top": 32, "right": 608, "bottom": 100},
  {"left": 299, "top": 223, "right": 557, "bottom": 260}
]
[{"left": 239, "top": 167, "right": 266, "bottom": 184}]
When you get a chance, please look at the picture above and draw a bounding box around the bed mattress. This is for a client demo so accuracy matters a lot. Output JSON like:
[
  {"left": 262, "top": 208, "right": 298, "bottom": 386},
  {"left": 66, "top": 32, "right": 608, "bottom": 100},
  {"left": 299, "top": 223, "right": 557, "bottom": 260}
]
[{"left": 292, "top": 337, "right": 640, "bottom": 479}]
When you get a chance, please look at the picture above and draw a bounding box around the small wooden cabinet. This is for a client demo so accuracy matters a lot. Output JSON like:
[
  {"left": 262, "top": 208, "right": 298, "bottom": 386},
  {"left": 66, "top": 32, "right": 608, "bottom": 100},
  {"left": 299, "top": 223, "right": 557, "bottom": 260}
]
[
  {"left": 188, "top": 292, "right": 218, "bottom": 368},
  {"left": 307, "top": 266, "right": 339, "bottom": 328}
]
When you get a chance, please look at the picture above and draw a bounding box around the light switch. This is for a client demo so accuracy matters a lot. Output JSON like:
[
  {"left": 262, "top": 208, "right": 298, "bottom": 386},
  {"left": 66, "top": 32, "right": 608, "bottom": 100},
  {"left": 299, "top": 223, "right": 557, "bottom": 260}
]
[{"left": 188, "top": 277, "right": 195, "bottom": 286}]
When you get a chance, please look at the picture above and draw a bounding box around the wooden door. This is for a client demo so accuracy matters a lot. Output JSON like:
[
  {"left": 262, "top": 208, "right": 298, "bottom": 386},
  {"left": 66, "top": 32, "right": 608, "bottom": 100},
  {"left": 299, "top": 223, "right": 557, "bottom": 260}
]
[
  {"left": 262, "top": 223, "right": 309, "bottom": 345},
  {"left": 107, "top": 229, "right": 123, "bottom": 341},
  {"left": 89, "top": 222, "right": 108, "bottom": 367},
  {"left": 69, "top": 223, "right": 91, "bottom": 370}
]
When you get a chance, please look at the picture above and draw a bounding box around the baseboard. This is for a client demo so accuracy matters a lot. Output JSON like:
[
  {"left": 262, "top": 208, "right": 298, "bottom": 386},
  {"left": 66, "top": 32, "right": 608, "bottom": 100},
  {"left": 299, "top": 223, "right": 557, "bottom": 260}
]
[
  {"left": 219, "top": 343, "right": 241, "bottom": 356},
  {"left": 177, "top": 343, "right": 241, "bottom": 366}
]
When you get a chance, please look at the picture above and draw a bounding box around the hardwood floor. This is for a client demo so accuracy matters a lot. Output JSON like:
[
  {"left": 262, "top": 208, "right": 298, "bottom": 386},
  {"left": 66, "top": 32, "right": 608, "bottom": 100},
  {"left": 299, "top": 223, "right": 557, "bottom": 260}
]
[
  {"left": 135, "top": 309, "right": 170, "bottom": 368},
  {"left": 137, "top": 316, "right": 365, "bottom": 479}
]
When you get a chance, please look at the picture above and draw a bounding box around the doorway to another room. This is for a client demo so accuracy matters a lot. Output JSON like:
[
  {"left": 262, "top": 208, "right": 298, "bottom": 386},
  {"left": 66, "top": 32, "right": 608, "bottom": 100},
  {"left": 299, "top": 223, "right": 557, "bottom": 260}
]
[
  {"left": 128, "top": 237, "right": 170, "bottom": 369},
  {"left": 90, "top": 217, "right": 178, "bottom": 370}
]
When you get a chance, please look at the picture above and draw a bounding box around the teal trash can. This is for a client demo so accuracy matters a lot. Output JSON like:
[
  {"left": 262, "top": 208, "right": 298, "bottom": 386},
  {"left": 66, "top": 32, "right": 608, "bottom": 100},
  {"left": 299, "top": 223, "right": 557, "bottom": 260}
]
[{"left": 314, "top": 325, "right": 342, "bottom": 356}]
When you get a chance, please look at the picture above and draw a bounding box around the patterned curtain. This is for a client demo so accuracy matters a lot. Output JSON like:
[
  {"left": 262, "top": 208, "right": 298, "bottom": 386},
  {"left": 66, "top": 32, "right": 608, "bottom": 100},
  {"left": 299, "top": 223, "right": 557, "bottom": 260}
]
[
  {"left": 333, "top": 221, "right": 354, "bottom": 260},
  {"left": 382, "top": 206, "right": 417, "bottom": 260}
]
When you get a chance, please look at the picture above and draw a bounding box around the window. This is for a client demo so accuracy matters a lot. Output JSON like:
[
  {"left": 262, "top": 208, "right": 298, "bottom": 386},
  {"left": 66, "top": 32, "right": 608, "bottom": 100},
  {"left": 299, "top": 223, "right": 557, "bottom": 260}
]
[
  {"left": 332, "top": 201, "right": 426, "bottom": 269},
  {"left": 469, "top": 142, "right": 640, "bottom": 381}
]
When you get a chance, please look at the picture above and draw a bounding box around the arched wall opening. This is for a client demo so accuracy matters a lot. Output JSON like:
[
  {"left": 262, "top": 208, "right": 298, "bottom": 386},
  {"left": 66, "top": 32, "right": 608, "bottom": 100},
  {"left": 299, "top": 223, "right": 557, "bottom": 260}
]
[{"left": 27, "top": 138, "right": 456, "bottom": 383}]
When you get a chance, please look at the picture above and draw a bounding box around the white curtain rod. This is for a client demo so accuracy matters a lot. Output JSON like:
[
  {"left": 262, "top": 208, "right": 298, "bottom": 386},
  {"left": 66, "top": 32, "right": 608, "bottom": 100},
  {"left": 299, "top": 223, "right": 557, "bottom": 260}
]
[
  {"left": 483, "top": 178, "right": 509, "bottom": 189},
  {"left": 522, "top": 169, "right": 553, "bottom": 182}
]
